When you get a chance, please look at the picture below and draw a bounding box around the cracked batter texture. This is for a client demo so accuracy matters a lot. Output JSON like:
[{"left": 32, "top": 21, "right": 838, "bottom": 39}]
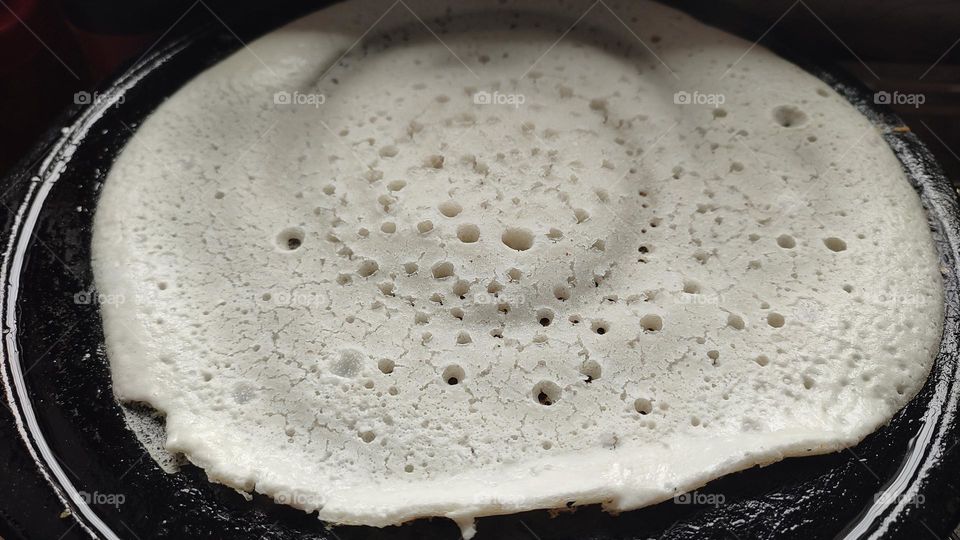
[{"left": 92, "top": 0, "right": 944, "bottom": 536}]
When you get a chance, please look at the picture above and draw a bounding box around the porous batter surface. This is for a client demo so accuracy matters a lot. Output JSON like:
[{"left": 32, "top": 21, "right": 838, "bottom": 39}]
[{"left": 92, "top": 0, "right": 944, "bottom": 534}]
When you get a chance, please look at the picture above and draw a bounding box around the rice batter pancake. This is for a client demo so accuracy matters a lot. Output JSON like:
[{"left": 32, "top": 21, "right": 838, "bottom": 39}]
[{"left": 92, "top": 0, "right": 944, "bottom": 535}]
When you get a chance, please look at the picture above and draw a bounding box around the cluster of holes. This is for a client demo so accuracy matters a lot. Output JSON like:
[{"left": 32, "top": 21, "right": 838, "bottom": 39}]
[
  {"left": 271, "top": 77, "right": 848, "bottom": 443},
  {"left": 774, "top": 234, "right": 848, "bottom": 253},
  {"left": 638, "top": 244, "right": 650, "bottom": 263},
  {"left": 284, "top": 137, "right": 837, "bottom": 424}
]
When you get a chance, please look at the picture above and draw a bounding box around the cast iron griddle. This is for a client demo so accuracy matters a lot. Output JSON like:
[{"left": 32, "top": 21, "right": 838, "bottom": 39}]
[{"left": 1, "top": 2, "right": 960, "bottom": 539}]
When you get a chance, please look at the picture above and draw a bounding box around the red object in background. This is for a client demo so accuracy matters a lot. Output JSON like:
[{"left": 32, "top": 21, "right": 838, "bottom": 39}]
[
  {"left": 59, "top": 0, "right": 192, "bottom": 83},
  {"left": 0, "top": 0, "right": 40, "bottom": 70},
  {"left": 65, "top": 25, "right": 152, "bottom": 83},
  {"left": 0, "top": 0, "right": 82, "bottom": 174},
  {"left": 0, "top": 0, "right": 190, "bottom": 174}
]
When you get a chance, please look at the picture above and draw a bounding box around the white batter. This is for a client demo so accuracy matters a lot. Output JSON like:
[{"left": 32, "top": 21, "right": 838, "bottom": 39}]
[{"left": 92, "top": 0, "right": 944, "bottom": 536}]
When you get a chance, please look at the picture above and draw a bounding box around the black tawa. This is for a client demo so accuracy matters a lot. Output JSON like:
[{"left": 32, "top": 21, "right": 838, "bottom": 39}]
[{"left": 1, "top": 2, "right": 959, "bottom": 539}]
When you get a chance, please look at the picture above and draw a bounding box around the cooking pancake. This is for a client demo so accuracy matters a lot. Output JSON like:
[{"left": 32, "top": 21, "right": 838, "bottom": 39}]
[{"left": 91, "top": 0, "right": 944, "bottom": 536}]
